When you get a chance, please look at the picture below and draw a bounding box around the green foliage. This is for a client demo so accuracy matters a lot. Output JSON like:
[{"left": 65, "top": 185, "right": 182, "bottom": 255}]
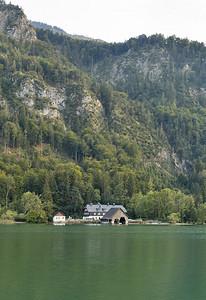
[
  {"left": 197, "top": 203, "right": 206, "bottom": 224},
  {"left": 41, "top": 179, "right": 53, "bottom": 218},
  {"left": 37, "top": 29, "right": 205, "bottom": 164},
  {"left": 20, "top": 192, "right": 42, "bottom": 213},
  {"left": 0, "top": 8, "right": 205, "bottom": 224},
  {"left": 26, "top": 209, "right": 47, "bottom": 223},
  {"left": 20, "top": 192, "right": 48, "bottom": 223},
  {"left": 0, "top": 209, "right": 17, "bottom": 221},
  {"left": 90, "top": 189, "right": 101, "bottom": 204},
  {"left": 168, "top": 213, "right": 180, "bottom": 224},
  {"left": 126, "top": 189, "right": 197, "bottom": 223}
]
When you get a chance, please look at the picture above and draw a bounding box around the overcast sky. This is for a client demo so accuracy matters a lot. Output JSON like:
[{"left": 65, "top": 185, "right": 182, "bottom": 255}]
[{"left": 6, "top": 0, "right": 206, "bottom": 43}]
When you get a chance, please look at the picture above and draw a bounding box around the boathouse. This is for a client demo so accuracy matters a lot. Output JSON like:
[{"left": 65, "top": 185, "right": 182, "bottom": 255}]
[{"left": 101, "top": 207, "right": 128, "bottom": 224}]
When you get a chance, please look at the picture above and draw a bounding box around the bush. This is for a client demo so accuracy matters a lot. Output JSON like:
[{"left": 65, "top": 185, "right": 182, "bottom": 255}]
[
  {"left": 168, "top": 213, "right": 180, "bottom": 224},
  {"left": 26, "top": 209, "right": 48, "bottom": 223},
  {"left": 15, "top": 213, "right": 26, "bottom": 222},
  {"left": 0, "top": 210, "right": 18, "bottom": 221}
]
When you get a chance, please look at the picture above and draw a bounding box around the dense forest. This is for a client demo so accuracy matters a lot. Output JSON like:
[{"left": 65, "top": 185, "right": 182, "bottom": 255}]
[
  {"left": 29, "top": 21, "right": 104, "bottom": 42},
  {"left": 0, "top": 1, "right": 205, "bottom": 224}
]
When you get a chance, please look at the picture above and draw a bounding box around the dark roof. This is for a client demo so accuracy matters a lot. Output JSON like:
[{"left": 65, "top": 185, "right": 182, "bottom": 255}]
[
  {"left": 101, "top": 208, "right": 121, "bottom": 220},
  {"left": 84, "top": 204, "right": 127, "bottom": 213}
]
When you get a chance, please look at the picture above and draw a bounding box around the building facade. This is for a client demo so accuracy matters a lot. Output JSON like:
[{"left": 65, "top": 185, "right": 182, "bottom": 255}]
[
  {"left": 101, "top": 207, "right": 128, "bottom": 224},
  {"left": 52, "top": 212, "right": 66, "bottom": 223},
  {"left": 82, "top": 204, "right": 127, "bottom": 221}
]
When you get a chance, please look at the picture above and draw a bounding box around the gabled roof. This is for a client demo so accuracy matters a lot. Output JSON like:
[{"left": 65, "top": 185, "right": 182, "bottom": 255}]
[
  {"left": 52, "top": 211, "right": 65, "bottom": 217},
  {"left": 101, "top": 207, "right": 128, "bottom": 220},
  {"left": 84, "top": 204, "right": 127, "bottom": 213},
  {"left": 101, "top": 207, "right": 120, "bottom": 220}
]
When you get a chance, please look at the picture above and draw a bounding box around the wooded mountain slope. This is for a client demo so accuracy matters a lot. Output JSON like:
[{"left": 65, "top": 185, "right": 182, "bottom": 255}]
[{"left": 0, "top": 1, "right": 205, "bottom": 223}]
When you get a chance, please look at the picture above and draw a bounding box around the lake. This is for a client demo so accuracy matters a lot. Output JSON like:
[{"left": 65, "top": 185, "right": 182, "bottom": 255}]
[{"left": 0, "top": 224, "right": 206, "bottom": 300}]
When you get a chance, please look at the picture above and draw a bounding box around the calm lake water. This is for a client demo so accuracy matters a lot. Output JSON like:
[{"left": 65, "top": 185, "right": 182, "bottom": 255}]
[{"left": 0, "top": 224, "right": 206, "bottom": 300}]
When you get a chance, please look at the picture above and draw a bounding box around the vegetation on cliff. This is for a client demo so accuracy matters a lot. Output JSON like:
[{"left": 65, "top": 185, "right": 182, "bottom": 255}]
[{"left": 0, "top": 3, "right": 205, "bottom": 223}]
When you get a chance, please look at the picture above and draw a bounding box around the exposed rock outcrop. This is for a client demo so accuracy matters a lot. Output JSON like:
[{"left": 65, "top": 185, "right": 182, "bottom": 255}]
[
  {"left": 16, "top": 79, "right": 105, "bottom": 131},
  {"left": 0, "top": 3, "right": 36, "bottom": 41},
  {"left": 77, "top": 93, "right": 105, "bottom": 131},
  {"left": 93, "top": 48, "right": 170, "bottom": 85},
  {"left": 16, "top": 79, "right": 66, "bottom": 117}
]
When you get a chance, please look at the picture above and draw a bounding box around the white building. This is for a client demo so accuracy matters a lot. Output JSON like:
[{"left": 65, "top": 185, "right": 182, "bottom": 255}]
[
  {"left": 52, "top": 212, "right": 66, "bottom": 224},
  {"left": 82, "top": 203, "right": 127, "bottom": 221}
]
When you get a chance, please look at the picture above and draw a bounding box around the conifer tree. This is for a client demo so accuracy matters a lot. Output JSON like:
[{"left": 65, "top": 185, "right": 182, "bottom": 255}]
[{"left": 41, "top": 179, "right": 53, "bottom": 218}]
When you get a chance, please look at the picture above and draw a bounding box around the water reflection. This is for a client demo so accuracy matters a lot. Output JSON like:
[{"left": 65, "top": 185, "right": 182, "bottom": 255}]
[{"left": 1, "top": 225, "right": 206, "bottom": 299}]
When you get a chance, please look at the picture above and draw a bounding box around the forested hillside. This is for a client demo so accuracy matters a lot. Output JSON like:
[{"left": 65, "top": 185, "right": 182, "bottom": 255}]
[
  {"left": 0, "top": 1, "right": 205, "bottom": 224},
  {"left": 30, "top": 21, "right": 104, "bottom": 42}
]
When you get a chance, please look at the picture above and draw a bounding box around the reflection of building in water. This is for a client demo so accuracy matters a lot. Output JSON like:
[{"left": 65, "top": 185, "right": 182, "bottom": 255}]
[{"left": 83, "top": 203, "right": 128, "bottom": 224}]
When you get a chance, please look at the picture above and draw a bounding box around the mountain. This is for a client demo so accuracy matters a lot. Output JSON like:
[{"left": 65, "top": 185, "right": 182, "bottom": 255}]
[
  {"left": 0, "top": 1, "right": 36, "bottom": 40},
  {"left": 0, "top": 1, "right": 205, "bottom": 223},
  {"left": 36, "top": 30, "right": 206, "bottom": 162},
  {"left": 29, "top": 20, "right": 104, "bottom": 43},
  {"left": 29, "top": 21, "right": 68, "bottom": 36}
]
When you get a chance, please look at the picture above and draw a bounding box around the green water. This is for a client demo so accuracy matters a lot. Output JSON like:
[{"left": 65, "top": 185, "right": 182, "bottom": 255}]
[{"left": 0, "top": 224, "right": 206, "bottom": 300}]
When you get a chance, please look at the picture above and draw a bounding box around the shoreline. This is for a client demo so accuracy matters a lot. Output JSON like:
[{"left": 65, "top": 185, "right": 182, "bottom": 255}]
[
  {"left": 65, "top": 219, "right": 195, "bottom": 226},
  {"left": 0, "top": 219, "right": 198, "bottom": 226}
]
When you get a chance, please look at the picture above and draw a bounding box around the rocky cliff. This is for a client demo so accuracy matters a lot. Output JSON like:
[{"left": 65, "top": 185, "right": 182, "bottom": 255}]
[
  {"left": 0, "top": 2, "right": 36, "bottom": 40},
  {"left": 15, "top": 77, "right": 105, "bottom": 131},
  {"left": 93, "top": 47, "right": 170, "bottom": 85}
]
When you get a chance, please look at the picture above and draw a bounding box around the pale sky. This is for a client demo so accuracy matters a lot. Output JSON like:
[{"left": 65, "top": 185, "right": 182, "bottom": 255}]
[{"left": 6, "top": 0, "right": 206, "bottom": 43}]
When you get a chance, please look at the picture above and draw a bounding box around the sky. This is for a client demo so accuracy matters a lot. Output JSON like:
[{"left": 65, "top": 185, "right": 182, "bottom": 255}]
[{"left": 6, "top": 0, "right": 206, "bottom": 44}]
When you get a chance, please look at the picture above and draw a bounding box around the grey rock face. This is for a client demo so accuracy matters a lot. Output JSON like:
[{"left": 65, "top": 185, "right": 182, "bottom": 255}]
[
  {"left": 0, "top": 7, "right": 36, "bottom": 40},
  {"left": 16, "top": 79, "right": 66, "bottom": 118}
]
